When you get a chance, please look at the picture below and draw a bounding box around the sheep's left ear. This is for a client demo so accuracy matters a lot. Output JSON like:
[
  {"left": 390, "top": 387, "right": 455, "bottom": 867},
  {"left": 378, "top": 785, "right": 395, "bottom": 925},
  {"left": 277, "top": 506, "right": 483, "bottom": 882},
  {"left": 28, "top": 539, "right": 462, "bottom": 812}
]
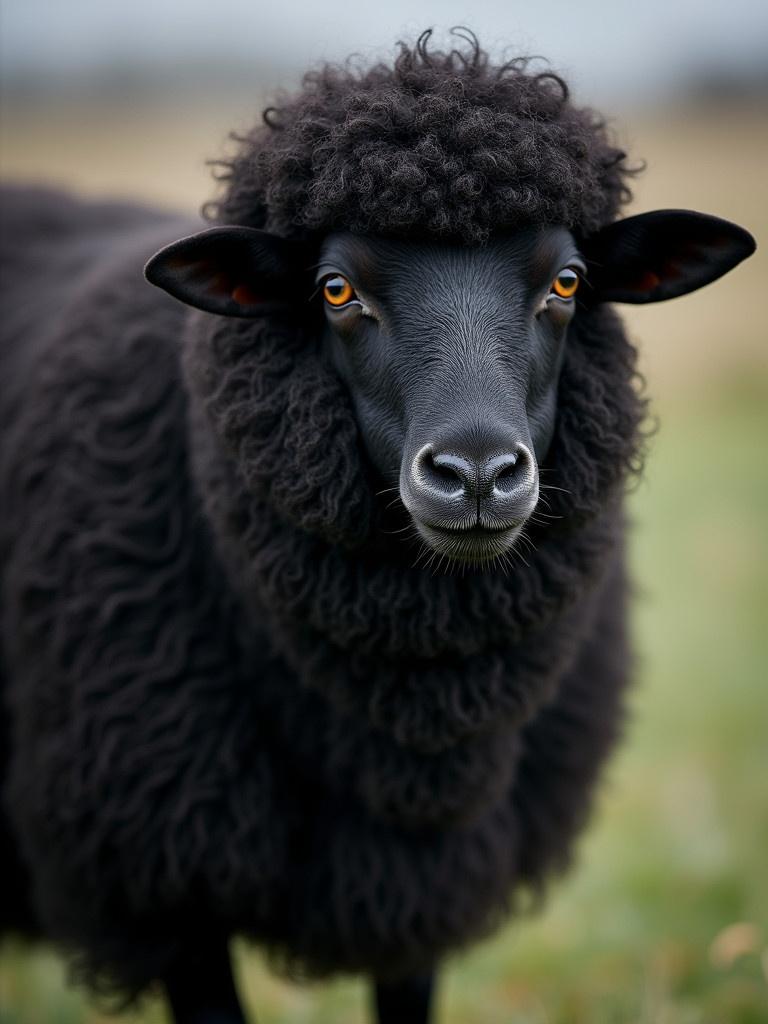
[
  {"left": 144, "top": 226, "right": 313, "bottom": 317},
  {"left": 583, "top": 210, "right": 755, "bottom": 304}
]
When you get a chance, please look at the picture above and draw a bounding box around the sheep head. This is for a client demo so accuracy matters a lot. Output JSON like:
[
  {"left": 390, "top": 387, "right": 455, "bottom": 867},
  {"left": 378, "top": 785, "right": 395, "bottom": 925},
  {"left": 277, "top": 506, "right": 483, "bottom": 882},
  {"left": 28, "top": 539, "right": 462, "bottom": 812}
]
[{"left": 146, "top": 209, "right": 753, "bottom": 566}]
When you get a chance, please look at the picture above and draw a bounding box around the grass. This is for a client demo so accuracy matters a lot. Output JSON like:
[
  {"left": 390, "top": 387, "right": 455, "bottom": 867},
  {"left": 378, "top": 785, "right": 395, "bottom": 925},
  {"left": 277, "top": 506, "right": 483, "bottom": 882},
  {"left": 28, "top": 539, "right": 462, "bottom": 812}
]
[{"left": 1, "top": 99, "right": 767, "bottom": 1022}]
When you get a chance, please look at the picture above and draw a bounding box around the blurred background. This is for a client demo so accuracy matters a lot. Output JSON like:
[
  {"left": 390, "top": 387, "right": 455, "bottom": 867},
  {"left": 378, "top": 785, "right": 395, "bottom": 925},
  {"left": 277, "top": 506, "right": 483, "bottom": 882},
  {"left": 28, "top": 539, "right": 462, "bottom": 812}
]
[{"left": 1, "top": 1, "right": 766, "bottom": 1021}]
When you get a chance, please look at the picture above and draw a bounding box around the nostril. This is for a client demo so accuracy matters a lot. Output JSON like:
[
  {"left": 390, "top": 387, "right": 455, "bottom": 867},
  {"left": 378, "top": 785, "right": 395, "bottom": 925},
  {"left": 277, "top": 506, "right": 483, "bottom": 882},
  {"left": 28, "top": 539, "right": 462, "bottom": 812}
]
[
  {"left": 412, "top": 447, "right": 474, "bottom": 498},
  {"left": 429, "top": 452, "right": 466, "bottom": 488},
  {"left": 488, "top": 446, "right": 535, "bottom": 497},
  {"left": 493, "top": 456, "right": 519, "bottom": 488},
  {"left": 431, "top": 452, "right": 477, "bottom": 492}
]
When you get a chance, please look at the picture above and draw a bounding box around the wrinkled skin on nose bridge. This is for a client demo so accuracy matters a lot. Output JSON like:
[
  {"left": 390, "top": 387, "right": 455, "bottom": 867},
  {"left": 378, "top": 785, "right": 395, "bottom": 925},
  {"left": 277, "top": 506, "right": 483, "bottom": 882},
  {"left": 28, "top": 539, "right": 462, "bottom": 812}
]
[
  {"left": 392, "top": 263, "right": 539, "bottom": 473},
  {"left": 403, "top": 330, "right": 532, "bottom": 443}
]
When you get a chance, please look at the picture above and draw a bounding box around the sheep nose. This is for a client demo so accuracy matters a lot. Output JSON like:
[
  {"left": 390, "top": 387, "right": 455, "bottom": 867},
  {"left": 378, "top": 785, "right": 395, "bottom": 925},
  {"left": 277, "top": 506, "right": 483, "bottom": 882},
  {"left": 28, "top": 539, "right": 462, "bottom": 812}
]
[{"left": 408, "top": 441, "right": 538, "bottom": 525}]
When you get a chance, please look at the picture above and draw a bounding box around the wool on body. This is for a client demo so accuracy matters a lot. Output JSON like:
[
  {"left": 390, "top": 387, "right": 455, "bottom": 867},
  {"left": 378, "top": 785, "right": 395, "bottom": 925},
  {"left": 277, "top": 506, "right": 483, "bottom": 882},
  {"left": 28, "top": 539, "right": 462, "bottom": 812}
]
[{"left": 0, "top": 35, "right": 647, "bottom": 997}]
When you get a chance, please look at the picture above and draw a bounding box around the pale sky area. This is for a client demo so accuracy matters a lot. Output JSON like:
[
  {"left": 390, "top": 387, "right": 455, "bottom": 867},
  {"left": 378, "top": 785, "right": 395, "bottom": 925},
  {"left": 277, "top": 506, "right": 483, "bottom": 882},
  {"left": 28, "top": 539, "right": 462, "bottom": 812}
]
[{"left": 2, "top": 0, "right": 768, "bottom": 104}]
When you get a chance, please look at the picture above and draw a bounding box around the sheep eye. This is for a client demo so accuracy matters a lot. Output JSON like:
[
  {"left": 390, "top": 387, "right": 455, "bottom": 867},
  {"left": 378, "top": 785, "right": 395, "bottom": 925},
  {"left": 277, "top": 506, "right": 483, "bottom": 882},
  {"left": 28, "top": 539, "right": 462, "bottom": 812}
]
[
  {"left": 551, "top": 268, "right": 580, "bottom": 300},
  {"left": 323, "top": 275, "right": 357, "bottom": 308}
]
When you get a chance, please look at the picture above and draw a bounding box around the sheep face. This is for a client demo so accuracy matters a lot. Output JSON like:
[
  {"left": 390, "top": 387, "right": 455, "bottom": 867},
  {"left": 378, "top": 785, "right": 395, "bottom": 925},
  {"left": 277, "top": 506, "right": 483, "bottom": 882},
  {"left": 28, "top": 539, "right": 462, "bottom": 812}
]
[
  {"left": 315, "top": 229, "right": 583, "bottom": 564},
  {"left": 145, "top": 209, "right": 754, "bottom": 565}
]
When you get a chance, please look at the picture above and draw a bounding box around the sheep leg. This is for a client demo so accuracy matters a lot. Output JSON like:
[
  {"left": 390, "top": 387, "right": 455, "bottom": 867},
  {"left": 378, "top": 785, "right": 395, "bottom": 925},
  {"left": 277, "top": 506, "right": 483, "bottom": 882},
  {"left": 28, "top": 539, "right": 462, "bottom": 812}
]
[
  {"left": 164, "top": 940, "right": 247, "bottom": 1024},
  {"left": 372, "top": 971, "right": 435, "bottom": 1024}
]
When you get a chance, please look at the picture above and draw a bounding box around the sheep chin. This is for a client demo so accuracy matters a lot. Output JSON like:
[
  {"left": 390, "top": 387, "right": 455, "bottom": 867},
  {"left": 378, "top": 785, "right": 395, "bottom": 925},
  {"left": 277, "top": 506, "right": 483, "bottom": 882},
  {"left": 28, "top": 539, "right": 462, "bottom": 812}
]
[{"left": 412, "top": 521, "right": 524, "bottom": 571}]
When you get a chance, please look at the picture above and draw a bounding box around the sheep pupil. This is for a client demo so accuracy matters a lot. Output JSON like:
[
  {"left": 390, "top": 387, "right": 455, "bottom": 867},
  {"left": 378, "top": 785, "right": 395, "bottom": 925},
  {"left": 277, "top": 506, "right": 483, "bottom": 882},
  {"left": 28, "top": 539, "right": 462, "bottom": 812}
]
[
  {"left": 323, "top": 276, "right": 356, "bottom": 307},
  {"left": 554, "top": 269, "right": 579, "bottom": 297}
]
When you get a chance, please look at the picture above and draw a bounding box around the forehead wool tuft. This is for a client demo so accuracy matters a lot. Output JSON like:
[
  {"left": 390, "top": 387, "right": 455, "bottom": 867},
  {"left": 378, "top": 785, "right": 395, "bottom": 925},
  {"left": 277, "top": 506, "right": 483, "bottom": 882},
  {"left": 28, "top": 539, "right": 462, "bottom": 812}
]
[{"left": 208, "top": 30, "right": 636, "bottom": 244}]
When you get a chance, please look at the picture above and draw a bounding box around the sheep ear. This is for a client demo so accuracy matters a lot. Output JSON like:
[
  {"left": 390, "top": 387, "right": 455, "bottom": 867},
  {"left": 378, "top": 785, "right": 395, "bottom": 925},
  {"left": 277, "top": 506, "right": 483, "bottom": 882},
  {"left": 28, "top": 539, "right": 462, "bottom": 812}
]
[
  {"left": 144, "top": 226, "right": 312, "bottom": 317},
  {"left": 583, "top": 210, "right": 755, "bottom": 304}
]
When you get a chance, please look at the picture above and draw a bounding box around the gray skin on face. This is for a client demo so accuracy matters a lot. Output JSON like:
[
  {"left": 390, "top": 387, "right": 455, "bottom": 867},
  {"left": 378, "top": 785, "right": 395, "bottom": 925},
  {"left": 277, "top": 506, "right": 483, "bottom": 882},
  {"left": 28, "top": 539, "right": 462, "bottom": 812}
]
[{"left": 316, "top": 229, "right": 586, "bottom": 565}]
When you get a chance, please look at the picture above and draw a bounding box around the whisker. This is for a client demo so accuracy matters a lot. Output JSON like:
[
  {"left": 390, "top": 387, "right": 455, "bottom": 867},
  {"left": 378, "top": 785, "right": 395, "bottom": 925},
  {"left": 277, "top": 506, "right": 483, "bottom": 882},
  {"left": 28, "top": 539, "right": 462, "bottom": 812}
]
[
  {"left": 410, "top": 541, "right": 431, "bottom": 570},
  {"left": 539, "top": 482, "right": 571, "bottom": 496},
  {"left": 381, "top": 523, "right": 417, "bottom": 536},
  {"left": 528, "top": 512, "right": 561, "bottom": 529}
]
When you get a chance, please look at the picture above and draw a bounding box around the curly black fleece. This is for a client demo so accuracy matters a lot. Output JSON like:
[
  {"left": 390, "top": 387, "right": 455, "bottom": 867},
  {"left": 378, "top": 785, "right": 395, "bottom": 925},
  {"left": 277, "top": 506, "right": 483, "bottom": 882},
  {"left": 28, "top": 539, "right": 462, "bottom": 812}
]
[
  {"left": 211, "top": 28, "right": 633, "bottom": 242},
  {"left": 1, "top": 33, "right": 645, "bottom": 999}
]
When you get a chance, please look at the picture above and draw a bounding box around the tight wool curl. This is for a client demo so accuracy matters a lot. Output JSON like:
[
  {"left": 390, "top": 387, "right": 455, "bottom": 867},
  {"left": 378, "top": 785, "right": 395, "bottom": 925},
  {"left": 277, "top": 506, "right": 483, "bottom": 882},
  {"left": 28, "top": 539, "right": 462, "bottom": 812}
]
[
  {"left": 1, "top": 33, "right": 647, "bottom": 1004},
  {"left": 210, "top": 29, "right": 634, "bottom": 243}
]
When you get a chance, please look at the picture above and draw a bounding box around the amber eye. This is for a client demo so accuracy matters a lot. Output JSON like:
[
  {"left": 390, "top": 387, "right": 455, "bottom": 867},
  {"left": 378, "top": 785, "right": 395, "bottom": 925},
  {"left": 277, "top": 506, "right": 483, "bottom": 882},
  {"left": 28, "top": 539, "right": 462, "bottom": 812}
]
[
  {"left": 551, "top": 268, "right": 580, "bottom": 300},
  {"left": 323, "top": 275, "right": 356, "bottom": 307}
]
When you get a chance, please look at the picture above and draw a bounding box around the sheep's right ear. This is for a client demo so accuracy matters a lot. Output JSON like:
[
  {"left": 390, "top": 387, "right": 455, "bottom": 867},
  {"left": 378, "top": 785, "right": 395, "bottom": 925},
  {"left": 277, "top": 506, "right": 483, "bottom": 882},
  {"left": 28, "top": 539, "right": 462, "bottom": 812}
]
[{"left": 144, "top": 226, "right": 313, "bottom": 318}]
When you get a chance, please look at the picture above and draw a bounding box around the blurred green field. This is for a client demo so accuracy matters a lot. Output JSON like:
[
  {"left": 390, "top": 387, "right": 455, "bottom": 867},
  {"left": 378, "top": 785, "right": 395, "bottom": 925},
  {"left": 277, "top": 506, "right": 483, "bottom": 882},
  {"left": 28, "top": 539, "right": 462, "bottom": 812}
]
[{"left": 1, "top": 99, "right": 767, "bottom": 1022}]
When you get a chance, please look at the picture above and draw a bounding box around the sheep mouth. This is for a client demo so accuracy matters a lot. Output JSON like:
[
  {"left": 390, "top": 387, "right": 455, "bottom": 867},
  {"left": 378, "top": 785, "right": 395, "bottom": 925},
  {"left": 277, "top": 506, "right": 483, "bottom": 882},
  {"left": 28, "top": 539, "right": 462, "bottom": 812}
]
[{"left": 413, "top": 520, "right": 524, "bottom": 567}]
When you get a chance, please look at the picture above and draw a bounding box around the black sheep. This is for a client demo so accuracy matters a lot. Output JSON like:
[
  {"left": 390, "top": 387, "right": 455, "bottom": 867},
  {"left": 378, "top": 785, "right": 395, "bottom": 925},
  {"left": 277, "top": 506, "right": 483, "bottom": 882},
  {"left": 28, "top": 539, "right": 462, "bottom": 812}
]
[{"left": 0, "top": 31, "right": 755, "bottom": 1024}]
